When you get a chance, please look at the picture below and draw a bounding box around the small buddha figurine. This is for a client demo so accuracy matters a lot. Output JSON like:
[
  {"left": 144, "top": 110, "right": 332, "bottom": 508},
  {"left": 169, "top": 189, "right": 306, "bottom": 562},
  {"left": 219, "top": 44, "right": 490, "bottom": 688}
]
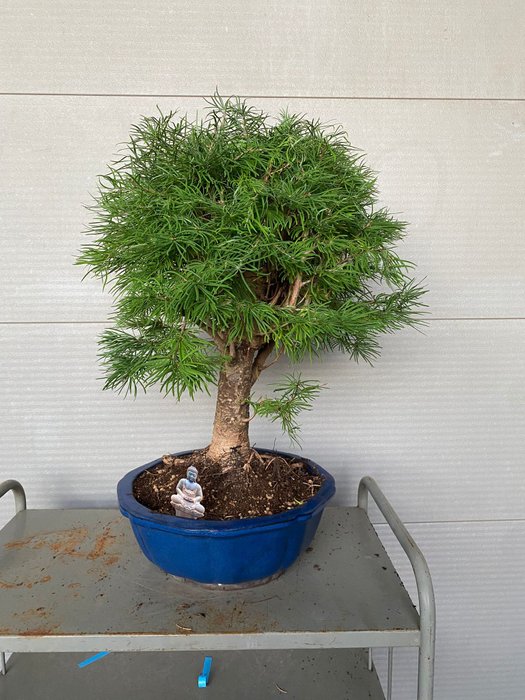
[{"left": 170, "top": 466, "right": 205, "bottom": 519}]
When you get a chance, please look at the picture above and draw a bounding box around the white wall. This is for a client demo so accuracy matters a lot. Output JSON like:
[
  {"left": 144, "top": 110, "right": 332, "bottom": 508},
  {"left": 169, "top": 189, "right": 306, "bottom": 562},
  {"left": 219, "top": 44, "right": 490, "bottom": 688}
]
[{"left": 1, "top": 2, "right": 524, "bottom": 697}]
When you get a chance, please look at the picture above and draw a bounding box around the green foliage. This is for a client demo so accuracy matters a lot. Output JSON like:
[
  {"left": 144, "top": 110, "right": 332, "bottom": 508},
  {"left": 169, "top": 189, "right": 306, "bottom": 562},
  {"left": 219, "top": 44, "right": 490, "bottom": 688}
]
[
  {"left": 98, "top": 326, "right": 221, "bottom": 400},
  {"left": 247, "top": 375, "right": 323, "bottom": 446},
  {"left": 78, "top": 94, "right": 425, "bottom": 439}
]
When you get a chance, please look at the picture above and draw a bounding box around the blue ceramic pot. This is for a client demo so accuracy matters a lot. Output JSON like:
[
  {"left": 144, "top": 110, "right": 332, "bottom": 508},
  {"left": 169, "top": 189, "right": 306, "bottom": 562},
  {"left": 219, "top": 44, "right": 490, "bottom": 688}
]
[{"left": 117, "top": 448, "right": 336, "bottom": 586}]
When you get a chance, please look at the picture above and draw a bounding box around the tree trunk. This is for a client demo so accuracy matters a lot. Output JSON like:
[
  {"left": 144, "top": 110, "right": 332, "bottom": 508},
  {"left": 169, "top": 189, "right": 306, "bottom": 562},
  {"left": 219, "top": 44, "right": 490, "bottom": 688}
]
[{"left": 207, "top": 343, "right": 256, "bottom": 464}]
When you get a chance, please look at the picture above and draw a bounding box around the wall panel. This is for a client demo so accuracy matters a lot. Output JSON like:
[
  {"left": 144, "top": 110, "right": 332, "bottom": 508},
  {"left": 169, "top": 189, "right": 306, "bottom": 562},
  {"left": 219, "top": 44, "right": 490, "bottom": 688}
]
[
  {"left": 1, "top": 319, "right": 523, "bottom": 527},
  {"left": 1, "top": 1, "right": 524, "bottom": 98},
  {"left": 2, "top": 96, "right": 524, "bottom": 322}
]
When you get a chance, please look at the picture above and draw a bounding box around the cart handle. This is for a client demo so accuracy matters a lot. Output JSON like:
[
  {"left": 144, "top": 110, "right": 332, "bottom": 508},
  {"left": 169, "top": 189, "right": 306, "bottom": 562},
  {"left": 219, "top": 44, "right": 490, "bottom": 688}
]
[
  {"left": 358, "top": 476, "right": 435, "bottom": 700},
  {"left": 0, "top": 480, "right": 27, "bottom": 514}
]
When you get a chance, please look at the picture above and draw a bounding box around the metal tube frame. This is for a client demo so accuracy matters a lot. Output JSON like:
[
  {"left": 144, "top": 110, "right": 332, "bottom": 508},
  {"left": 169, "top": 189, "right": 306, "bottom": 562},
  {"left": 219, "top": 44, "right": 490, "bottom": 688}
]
[
  {"left": 387, "top": 647, "right": 393, "bottom": 700},
  {"left": 358, "top": 476, "right": 435, "bottom": 700},
  {"left": 0, "top": 480, "right": 26, "bottom": 515},
  {"left": 0, "top": 480, "right": 27, "bottom": 674}
]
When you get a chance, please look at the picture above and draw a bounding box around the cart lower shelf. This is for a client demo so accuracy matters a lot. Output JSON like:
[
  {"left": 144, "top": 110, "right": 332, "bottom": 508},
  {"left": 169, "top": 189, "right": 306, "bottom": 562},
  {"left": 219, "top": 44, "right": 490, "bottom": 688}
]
[{"left": 0, "top": 648, "right": 385, "bottom": 700}]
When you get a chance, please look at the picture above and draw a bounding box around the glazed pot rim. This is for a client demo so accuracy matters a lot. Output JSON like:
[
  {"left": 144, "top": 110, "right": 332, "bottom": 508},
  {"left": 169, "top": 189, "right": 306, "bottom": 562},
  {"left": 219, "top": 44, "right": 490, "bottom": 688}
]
[{"left": 117, "top": 447, "right": 336, "bottom": 536}]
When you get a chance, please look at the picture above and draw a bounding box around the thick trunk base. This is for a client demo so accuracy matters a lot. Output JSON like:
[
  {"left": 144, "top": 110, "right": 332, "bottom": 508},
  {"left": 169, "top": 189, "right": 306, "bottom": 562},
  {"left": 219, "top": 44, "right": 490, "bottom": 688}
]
[{"left": 207, "top": 344, "right": 256, "bottom": 467}]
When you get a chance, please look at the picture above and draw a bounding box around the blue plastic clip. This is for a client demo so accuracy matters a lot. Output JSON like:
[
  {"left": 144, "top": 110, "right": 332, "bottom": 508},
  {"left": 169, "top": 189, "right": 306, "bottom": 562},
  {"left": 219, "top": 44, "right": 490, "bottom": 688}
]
[
  {"left": 78, "top": 651, "right": 110, "bottom": 668},
  {"left": 198, "top": 656, "right": 213, "bottom": 687}
]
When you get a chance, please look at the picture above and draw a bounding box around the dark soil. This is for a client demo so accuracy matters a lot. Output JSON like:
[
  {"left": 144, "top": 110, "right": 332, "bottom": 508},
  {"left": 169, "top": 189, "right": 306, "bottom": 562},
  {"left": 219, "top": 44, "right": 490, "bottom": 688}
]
[{"left": 132, "top": 448, "right": 325, "bottom": 520}]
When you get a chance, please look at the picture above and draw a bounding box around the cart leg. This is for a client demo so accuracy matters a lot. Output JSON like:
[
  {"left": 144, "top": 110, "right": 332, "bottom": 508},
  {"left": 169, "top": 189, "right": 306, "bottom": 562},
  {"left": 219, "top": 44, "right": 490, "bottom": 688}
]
[
  {"left": 417, "top": 592, "right": 435, "bottom": 700},
  {"left": 1, "top": 652, "right": 6, "bottom": 675},
  {"left": 387, "top": 647, "right": 393, "bottom": 700},
  {"left": 418, "top": 641, "right": 435, "bottom": 700},
  {"left": 368, "top": 648, "right": 373, "bottom": 671}
]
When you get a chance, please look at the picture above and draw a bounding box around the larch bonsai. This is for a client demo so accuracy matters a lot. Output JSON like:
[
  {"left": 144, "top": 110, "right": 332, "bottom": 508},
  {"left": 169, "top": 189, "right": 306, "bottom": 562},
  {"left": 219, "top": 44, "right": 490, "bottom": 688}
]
[{"left": 78, "top": 95, "right": 425, "bottom": 470}]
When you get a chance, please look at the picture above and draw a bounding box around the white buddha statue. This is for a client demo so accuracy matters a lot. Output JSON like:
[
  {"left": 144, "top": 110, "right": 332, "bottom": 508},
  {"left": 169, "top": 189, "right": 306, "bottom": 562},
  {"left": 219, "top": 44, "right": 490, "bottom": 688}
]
[{"left": 170, "top": 466, "right": 205, "bottom": 519}]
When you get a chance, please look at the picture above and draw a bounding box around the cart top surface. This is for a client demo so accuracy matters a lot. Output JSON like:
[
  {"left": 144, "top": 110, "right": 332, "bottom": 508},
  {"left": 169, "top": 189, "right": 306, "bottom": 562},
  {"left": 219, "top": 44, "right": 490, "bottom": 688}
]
[{"left": 0, "top": 507, "right": 419, "bottom": 651}]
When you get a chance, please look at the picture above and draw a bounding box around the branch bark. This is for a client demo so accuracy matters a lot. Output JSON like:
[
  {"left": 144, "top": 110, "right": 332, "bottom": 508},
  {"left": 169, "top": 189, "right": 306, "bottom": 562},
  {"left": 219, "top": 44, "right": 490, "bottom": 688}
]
[
  {"left": 199, "top": 322, "right": 226, "bottom": 353},
  {"left": 251, "top": 340, "right": 276, "bottom": 383},
  {"left": 286, "top": 275, "right": 303, "bottom": 307}
]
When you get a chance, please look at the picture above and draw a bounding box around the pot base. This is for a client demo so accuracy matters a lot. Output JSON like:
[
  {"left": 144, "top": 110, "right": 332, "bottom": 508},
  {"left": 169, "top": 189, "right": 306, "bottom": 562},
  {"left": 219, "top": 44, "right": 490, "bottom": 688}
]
[{"left": 169, "top": 569, "right": 284, "bottom": 590}]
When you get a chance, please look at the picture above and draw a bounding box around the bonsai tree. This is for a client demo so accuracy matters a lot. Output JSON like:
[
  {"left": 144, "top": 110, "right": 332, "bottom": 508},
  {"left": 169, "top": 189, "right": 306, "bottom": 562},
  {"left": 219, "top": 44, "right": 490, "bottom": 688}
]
[{"left": 78, "top": 95, "right": 424, "bottom": 470}]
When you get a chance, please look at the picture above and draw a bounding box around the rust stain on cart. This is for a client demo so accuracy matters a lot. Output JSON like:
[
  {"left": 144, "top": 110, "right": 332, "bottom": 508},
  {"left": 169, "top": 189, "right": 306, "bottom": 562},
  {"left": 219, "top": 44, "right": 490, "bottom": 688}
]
[
  {"left": 0, "top": 578, "right": 24, "bottom": 589},
  {"left": 13, "top": 607, "right": 49, "bottom": 621},
  {"left": 4, "top": 527, "right": 90, "bottom": 557},
  {"left": 86, "top": 527, "right": 117, "bottom": 560},
  {"left": 102, "top": 555, "right": 120, "bottom": 566},
  {"left": 0, "top": 623, "right": 60, "bottom": 637},
  {"left": 19, "top": 625, "right": 60, "bottom": 637},
  {"left": 3, "top": 522, "right": 123, "bottom": 567},
  {"left": 0, "top": 574, "right": 51, "bottom": 589}
]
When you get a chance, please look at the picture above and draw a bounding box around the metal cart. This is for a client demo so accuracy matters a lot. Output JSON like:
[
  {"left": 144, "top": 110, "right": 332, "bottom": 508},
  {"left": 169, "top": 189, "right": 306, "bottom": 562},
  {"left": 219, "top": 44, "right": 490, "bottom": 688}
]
[{"left": 0, "top": 477, "right": 435, "bottom": 699}]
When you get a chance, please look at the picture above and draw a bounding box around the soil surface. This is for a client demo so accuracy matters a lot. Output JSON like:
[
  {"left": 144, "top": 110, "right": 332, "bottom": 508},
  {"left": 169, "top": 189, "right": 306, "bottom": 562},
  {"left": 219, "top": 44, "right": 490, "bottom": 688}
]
[{"left": 133, "top": 449, "right": 325, "bottom": 520}]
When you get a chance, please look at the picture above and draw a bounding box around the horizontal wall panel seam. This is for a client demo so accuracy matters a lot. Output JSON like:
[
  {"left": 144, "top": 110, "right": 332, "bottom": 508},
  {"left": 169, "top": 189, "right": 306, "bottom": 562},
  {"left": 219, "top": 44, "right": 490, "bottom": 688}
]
[{"left": 1, "top": 93, "right": 525, "bottom": 103}]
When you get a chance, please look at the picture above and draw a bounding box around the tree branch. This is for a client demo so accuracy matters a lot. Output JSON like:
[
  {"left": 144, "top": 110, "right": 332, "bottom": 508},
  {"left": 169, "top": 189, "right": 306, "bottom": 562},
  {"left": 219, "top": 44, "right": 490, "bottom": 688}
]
[
  {"left": 251, "top": 340, "right": 276, "bottom": 383},
  {"left": 260, "top": 347, "right": 284, "bottom": 372},
  {"left": 268, "top": 286, "right": 285, "bottom": 305},
  {"left": 286, "top": 275, "right": 302, "bottom": 307},
  {"left": 199, "top": 322, "right": 226, "bottom": 353}
]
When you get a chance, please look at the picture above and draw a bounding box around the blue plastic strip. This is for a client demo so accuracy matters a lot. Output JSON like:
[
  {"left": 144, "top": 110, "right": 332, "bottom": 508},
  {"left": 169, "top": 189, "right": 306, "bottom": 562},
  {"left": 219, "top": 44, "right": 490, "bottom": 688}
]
[
  {"left": 78, "top": 651, "right": 110, "bottom": 668},
  {"left": 198, "top": 656, "right": 213, "bottom": 687}
]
